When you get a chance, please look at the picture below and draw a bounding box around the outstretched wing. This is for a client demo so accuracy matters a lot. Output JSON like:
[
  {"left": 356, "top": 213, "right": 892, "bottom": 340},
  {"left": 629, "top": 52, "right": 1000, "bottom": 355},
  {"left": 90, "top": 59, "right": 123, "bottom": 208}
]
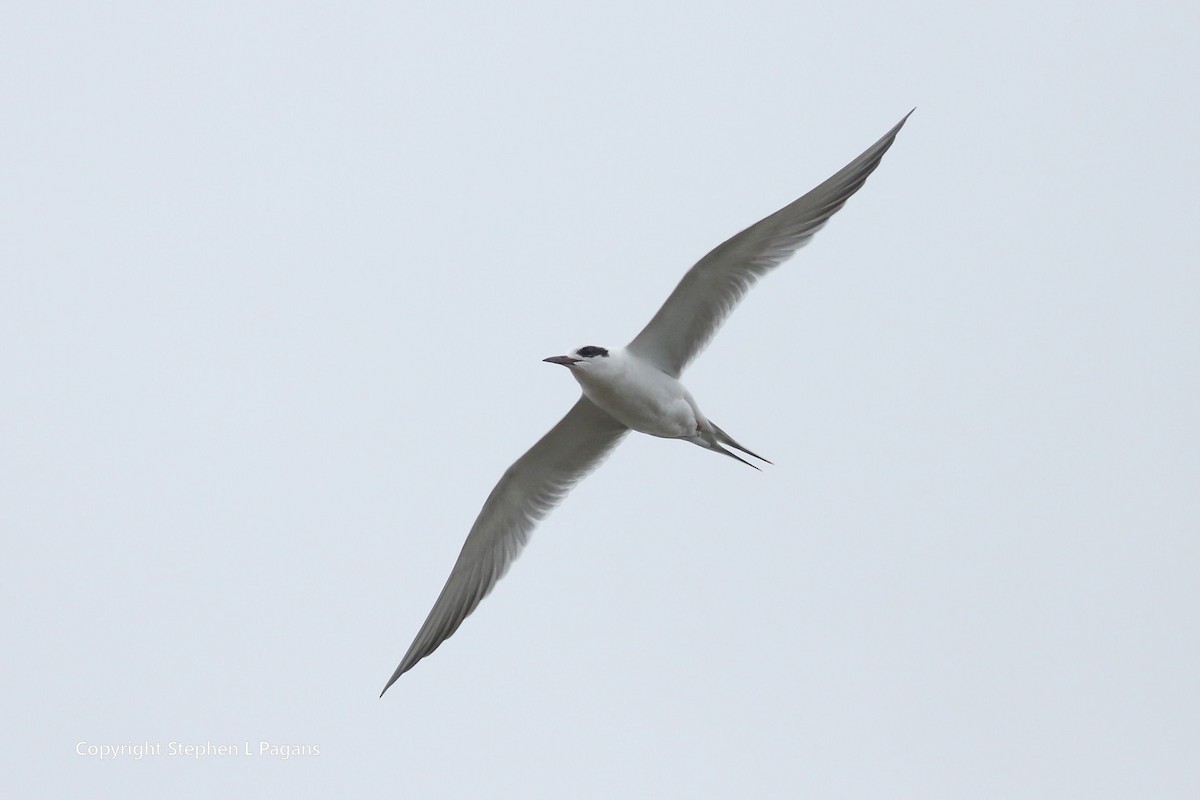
[
  {"left": 627, "top": 111, "right": 912, "bottom": 377},
  {"left": 382, "top": 396, "right": 628, "bottom": 693}
]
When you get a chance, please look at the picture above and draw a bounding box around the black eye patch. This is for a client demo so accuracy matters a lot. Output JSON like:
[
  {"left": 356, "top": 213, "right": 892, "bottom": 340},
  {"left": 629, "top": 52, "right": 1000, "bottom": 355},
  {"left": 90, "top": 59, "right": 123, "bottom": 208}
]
[{"left": 576, "top": 346, "right": 609, "bottom": 358}]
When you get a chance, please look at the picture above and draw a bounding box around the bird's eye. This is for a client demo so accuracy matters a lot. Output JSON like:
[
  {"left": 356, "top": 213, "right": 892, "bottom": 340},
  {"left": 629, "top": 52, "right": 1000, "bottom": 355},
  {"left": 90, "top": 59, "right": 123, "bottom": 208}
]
[{"left": 576, "top": 346, "right": 609, "bottom": 358}]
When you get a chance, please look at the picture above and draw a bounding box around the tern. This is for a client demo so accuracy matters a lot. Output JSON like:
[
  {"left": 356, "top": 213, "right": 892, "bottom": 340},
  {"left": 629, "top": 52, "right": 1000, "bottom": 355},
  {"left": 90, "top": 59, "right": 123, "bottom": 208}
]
[{"left": 382, "top": 111, "right": 912, "bottom": 694}]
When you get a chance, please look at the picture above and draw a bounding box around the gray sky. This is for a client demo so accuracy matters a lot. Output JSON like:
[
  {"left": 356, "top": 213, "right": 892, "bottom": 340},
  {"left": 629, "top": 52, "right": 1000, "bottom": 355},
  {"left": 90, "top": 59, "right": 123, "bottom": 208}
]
[{"left": 3, "top": 1, "right": 1197, "bottom": 797}]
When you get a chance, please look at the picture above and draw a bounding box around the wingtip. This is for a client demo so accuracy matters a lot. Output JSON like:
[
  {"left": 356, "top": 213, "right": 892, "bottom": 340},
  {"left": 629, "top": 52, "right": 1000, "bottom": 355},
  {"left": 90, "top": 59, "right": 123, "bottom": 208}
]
[{"left": 379, "top": 666, "right": 405, "bottom": 697}]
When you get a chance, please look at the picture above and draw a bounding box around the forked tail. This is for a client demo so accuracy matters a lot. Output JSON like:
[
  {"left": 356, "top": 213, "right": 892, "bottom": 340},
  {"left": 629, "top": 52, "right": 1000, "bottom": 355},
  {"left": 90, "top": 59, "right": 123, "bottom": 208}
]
[{"left": 703, "top": 422, "right": 773, "bottom": 470}]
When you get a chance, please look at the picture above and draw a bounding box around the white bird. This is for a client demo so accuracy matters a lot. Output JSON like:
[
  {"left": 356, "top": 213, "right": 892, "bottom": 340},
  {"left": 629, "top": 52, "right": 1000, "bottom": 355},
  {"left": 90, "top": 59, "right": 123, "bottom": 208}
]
[{"left": 382, "top": 111, "right": 912, "bottom": 695}]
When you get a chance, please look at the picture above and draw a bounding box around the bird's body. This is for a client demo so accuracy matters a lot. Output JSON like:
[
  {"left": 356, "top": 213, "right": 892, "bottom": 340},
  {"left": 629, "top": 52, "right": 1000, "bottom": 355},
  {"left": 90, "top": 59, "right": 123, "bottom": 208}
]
[
  {"left": 568, "top": 347, "right": 702, "bottom": 440},
  {"left": 381, "top": 111, "right": 913, "bottom": 695},
  {"left": 559, "top": 346, "right": 769, "bottom": 467}
]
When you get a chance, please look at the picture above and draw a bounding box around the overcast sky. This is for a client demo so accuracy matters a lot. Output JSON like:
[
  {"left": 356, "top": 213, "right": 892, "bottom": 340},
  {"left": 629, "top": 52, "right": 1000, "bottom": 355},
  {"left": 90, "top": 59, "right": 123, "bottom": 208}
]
[{"left": 3, "top": 1, "right": 1197, "bottom": 797}]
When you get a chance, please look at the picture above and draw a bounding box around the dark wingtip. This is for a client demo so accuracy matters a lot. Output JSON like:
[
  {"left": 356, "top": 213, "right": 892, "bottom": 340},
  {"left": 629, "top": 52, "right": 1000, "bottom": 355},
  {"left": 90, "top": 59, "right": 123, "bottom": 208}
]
[
  {"left": 380, "top": 667, "right": 405, "bottom": 698},
  {"left": 889, "top": 109, "right": 915, "bottom": 136}
]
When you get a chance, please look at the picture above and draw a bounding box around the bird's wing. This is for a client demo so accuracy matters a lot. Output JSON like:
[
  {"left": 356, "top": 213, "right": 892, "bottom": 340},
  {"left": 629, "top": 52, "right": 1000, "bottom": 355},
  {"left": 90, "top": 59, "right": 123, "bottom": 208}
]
[
  {"left": 626, "top": 111, "right": 912, "bottom": 377},
  {"left": 381, "top": 396, "right": 628, "bottom": 693}
]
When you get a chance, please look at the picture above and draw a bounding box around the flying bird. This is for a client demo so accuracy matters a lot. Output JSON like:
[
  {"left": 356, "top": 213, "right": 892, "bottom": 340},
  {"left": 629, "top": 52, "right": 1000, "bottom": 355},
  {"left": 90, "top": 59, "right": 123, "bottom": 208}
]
[{"left": 382, "top": 111, "right": 912, "bottom": 694}]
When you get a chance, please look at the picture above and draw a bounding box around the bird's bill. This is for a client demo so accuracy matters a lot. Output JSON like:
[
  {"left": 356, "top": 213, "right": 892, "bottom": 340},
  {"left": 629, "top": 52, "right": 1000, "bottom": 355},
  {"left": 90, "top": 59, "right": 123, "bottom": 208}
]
[{"left": 542, "top": 355, "right": 580, "bottom": 366}]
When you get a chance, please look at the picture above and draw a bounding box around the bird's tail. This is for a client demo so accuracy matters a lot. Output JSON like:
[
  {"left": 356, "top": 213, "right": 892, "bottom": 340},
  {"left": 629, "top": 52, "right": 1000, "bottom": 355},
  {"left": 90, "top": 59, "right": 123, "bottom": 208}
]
[{"left": 701, "top": 422, "right": 773, "bottom": 470}]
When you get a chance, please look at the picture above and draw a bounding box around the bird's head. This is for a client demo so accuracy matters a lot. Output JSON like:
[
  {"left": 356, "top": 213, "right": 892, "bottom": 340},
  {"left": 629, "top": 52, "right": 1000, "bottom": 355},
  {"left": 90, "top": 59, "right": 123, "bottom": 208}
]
[{"left": 543, "top": 345, "right": 612, "bottom": 374}]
